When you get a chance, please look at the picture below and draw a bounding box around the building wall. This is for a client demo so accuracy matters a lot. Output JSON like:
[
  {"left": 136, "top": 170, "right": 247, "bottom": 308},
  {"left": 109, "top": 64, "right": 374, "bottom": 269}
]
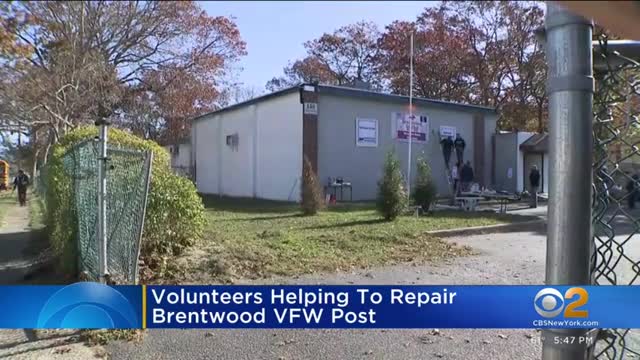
[
  {"left": 516, "top": 132, "right": 535, "bottom": 192},
  {"left": 482, "top": 115, "right": 498, "bottom": 187},
  {"left": 493, "top": 133, "right": 518, "bottom": 192},
  {"left": 164, "top": 143, "right": 192, "bottom": 178},
  {"left": 542, "top": 154, "right": 549, "bottom": 193},
  {"left": 493, "top": 132, "right": 550, "bottom": 194},
  {"left": 256, "top": 94, "right": 304, "bottom": 201},
  {"left": 317, "top": 93, "right": 496, "bottom": 200},
  {"left": 165, "top": 143, "right": 191, "bottom": 168},
  {"left": 192, "top": 92, "right": 302, "bottom": 201}
]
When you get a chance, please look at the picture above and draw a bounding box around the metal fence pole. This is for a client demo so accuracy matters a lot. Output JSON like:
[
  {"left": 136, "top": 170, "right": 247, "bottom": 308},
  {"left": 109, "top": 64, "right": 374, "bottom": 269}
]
[
  {"left": 97, "top": 120, "right": 109, "bottom": 283},
  {"left": 543, "top": 3, "right": 594, "bottom": 360}
]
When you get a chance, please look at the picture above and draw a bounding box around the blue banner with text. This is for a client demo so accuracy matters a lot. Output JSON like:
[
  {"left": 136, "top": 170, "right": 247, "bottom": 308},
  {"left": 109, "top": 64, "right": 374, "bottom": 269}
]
[{"left": 0, "top": 283, "right": 636, "bottom": 329}]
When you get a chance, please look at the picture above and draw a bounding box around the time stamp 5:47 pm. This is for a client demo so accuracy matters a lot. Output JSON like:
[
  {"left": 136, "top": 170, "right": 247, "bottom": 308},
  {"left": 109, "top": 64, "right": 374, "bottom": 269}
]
[{"left": 528, "top": 334, "right": 596, "bottom": 346}]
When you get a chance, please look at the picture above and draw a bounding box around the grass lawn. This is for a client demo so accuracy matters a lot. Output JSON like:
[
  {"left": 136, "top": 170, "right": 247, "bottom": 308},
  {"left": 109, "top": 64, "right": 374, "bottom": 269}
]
[{"left": 173, "top": 196, "right": 535, "bottom": 283}]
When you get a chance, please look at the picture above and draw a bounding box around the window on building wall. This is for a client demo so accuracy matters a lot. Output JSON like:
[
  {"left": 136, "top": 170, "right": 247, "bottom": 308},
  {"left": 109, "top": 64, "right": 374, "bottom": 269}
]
[{"left": 226, "top": 134, "right": 239, "bottom": 151}]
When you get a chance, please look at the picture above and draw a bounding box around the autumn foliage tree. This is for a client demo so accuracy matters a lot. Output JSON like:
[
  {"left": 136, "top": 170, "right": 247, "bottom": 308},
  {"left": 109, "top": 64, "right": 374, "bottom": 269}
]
[
  {"left": 0, "top": 1, "right": 246, "bottom": 163},
  {"left": 271, "top": 1, "right": 548, "bottom": 132},
  {"left": 266, "top": 21, "right": 382, "bottom": 91},
  {"left": 378, "top": 1, "right": 547, "bottom": 131},
  {"left": 377, "top": 10, "right": 473, "bottom": 102}
]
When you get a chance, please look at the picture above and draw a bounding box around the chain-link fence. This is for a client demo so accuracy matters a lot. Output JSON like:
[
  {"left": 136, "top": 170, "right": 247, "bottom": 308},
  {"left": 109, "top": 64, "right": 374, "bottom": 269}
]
[
  {"left": 591, "top": 34, "right": 640, "bottom": 359},
  {"left": 41, "top": 139, "right": 152, "bottom": 284}
]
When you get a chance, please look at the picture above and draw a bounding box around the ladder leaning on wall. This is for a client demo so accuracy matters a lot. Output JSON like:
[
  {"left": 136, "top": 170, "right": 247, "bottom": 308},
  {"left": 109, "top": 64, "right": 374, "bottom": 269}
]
[{"left": 438, "top": 141, "right": 456, "bottom": 205}]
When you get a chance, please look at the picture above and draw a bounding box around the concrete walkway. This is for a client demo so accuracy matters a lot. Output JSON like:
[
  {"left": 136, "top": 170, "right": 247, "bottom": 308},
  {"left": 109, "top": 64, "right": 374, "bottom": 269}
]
[
  {"left": 0, "top": 198, "right": 103, "bottom": 360},
  {"left": 0, "top": 202, "right": 39, "bottom": 284},
  {"left": 508, "top": 204, "right": 548, "bottom": 219}
]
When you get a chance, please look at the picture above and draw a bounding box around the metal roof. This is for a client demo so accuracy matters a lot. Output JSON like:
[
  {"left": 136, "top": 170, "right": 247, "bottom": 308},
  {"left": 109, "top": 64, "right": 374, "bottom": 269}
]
[
  {"left": 192, "top": 86, "right": 301, "bottom": 122},
  {"left": 192, "top": 83, "right": 497, "bottom": 123},
  {"left": 520, "top": 133, "right": 549, "bottom": 153},
  {"left": 317, "top": 84, "right": 496, "bottom": 113}
]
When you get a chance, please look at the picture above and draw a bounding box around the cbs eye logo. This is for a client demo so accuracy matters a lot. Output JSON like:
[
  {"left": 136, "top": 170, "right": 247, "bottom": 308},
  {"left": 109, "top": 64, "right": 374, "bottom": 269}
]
[
  {"left": 534, "top": 287, "right": 589, "bottom": 318},
  {"left": 37, "top": 282, "right": 139, "bottom": 329}
]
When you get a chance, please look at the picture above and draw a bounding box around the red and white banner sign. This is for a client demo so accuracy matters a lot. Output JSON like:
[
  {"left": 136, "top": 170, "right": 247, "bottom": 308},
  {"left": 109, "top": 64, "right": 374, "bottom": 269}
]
[{"left": 392, "top": 112, "right": 429, "bottom": 143}]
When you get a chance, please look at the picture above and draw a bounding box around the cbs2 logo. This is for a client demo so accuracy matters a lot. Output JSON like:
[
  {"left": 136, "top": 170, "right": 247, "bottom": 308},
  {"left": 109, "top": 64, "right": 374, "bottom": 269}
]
[{"left": 534, "top": 287, "right": 589, "bottom": 318}]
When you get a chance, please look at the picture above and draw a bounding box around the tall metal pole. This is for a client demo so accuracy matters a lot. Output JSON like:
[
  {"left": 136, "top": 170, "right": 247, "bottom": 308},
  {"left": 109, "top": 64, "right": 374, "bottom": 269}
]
[
  {"left": 407, "top": 32, "right": 414, "bottom": 195},
  {"left": 543, "top": 3, "right": 594, "bottom": 360},
  {"left": 97, "top": 120, "right": 109, "bottom": 283}
]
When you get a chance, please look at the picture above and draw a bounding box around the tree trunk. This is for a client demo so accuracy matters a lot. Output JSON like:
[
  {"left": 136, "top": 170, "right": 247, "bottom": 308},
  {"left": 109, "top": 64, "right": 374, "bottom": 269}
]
[
  {"left": 30, "top": 131, "right": 39, "bottom": 178},
  {"left": 42, "top": 130, "right": 56, "bottom": 166},
  {"left": 42, "top": 144, "right": 51, "bottom": 166},
  {"left": 537, "top": 103, "right": 544, "bottom": 133},
  {"left": 31, "top": 148, "right": 39, "bottom": 181}
]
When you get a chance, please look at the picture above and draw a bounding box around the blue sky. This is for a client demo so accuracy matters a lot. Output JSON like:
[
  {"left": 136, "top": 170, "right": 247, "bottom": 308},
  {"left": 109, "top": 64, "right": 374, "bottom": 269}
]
[{"left": 200, "top": 1, "right": 437, "bottom": 93}]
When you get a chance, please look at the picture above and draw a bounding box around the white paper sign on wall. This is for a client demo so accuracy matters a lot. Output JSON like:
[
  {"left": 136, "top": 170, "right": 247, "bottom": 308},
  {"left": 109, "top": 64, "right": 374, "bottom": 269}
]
[
  {"left": 303, "top": 103, "right": 318, "bottom": 115},
  {"left": 439, "top": 126, "right": 456, "bottom": 138},
  {"left": 356, "top": 118, "right": 378, "bottom": 147}
]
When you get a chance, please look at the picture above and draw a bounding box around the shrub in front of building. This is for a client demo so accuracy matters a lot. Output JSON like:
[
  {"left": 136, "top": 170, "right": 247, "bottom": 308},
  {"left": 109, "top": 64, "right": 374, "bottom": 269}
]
[
  {"left": 412, "top": 156, "right": 437, "bottom": 212},
  {"left": 376, "top": 150, "right": 408, "bottom": 220},
  {"left": 43, "top": 126, "right": 205, "bottom": 279},
  {"left": 301, "top": 156, "right": 324, "bottom": 215}
]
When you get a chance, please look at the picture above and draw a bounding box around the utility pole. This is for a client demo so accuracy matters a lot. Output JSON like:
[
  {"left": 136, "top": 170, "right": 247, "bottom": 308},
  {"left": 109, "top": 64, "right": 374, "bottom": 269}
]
[
  {"left": 407, "top": 32, "right": 414, "bottom": 196},
  {"left": 542, "top": 3, "right": 594, "bottom": 359}
]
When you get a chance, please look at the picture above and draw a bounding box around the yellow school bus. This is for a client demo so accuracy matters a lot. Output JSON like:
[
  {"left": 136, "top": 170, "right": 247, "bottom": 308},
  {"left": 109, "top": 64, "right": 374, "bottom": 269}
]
[{"left": 0, "top": 161, "right": 8, "bottom": 190}]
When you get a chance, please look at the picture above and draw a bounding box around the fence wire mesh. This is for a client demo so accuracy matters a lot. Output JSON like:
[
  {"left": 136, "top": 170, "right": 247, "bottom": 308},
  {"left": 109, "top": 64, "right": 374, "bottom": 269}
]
[
  {"left": 53, "top": 138, "right": 152, "bottom": 284},
  {"left": 592, "top": 34, "right": 640, "bottom": 359}
]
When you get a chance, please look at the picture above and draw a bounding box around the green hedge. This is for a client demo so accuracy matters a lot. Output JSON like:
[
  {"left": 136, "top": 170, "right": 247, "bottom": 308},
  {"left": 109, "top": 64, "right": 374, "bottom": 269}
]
[{"left": 44, "top": 126, "right": 206, "bottom": 277}]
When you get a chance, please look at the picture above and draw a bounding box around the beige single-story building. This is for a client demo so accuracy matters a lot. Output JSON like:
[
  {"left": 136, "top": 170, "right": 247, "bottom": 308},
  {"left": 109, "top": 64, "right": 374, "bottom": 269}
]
[{"left": 190, "top": 83, "right": 498, "bottom": 201}]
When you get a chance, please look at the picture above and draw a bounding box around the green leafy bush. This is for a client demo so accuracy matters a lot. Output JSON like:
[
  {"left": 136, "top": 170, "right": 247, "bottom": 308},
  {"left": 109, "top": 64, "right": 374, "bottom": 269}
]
[
  {"left": 301, "top": 156, "right": 324, "bottom": 215},
  {"left": 376, "top": 150, "right": 408, "bottom": 221},
  {"left": 44, "top": 126, "right": 205, "bottom": 277},
  {"left": 412, "top": 156, "right": 438, "bottom": 212}
]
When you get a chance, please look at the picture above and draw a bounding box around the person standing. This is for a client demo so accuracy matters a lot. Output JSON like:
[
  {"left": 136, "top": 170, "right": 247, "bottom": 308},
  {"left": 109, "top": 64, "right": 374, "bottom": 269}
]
[
  {"left": 529, "top": 165, "right": 541, "bottom": 208},
  {"left": 454, "top": 133, "right": 466, "bottom": 164},
  {"left": 460, "top": 161, "right": 474, "bottom": 192},
  {"left": 440, "top": 136, "right": 454, "bottom": 169},
  {"left": 12, "top": 169, "right": 30, "bottom": 207},
  {"left": 451, "top": 162, "right": 460, "bottom": 195}
]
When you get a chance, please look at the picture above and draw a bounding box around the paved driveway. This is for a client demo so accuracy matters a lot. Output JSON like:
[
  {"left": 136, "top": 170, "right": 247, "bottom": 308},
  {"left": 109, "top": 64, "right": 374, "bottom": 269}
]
[{"left": 108, "top": 230, "right": 547, "bottom": 360}]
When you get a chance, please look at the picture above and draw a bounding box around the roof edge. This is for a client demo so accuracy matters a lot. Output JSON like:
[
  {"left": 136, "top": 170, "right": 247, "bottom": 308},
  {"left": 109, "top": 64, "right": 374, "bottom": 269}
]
[
  {"left": 316, "top": 84, "right": 497, "bottom": 114},
  {"left": 192, "top": 85, "right": 302, "bottom": 122},
  {"left": 192, "top": 82, "right": 497, "bottom": 124}
]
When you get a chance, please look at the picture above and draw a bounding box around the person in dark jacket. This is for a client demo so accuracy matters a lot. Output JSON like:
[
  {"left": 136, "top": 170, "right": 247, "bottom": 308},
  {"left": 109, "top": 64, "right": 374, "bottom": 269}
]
[
  {"left": 454, "top": 133, "right": 466, "bottom": 164},
  {"left": 440, "top": 136, "right": 454, "bottom": 169},
  {"left": 12, "top": 169, "right": 29, "bottom": 207},
  {"left": 627, "top": 174, "right": 639, "bottom": 209},
  {"left": 529, "top": 165, "right": 541, "bottom": 208},
  {"left": 460, "top": 161, "right": 474, "bottom": 192}
]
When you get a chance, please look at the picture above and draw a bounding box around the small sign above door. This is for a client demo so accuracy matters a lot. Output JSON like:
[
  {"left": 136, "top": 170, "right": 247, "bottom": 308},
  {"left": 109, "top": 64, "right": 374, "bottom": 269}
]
[{"left": 304, "top": 103, "right": 318, "bottom": 115}]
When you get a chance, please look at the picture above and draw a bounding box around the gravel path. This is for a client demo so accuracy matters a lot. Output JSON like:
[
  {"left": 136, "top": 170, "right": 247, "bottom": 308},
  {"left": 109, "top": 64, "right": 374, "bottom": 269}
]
[{"left": 108, "top": 229, "right": 547, "bottom": 360}]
